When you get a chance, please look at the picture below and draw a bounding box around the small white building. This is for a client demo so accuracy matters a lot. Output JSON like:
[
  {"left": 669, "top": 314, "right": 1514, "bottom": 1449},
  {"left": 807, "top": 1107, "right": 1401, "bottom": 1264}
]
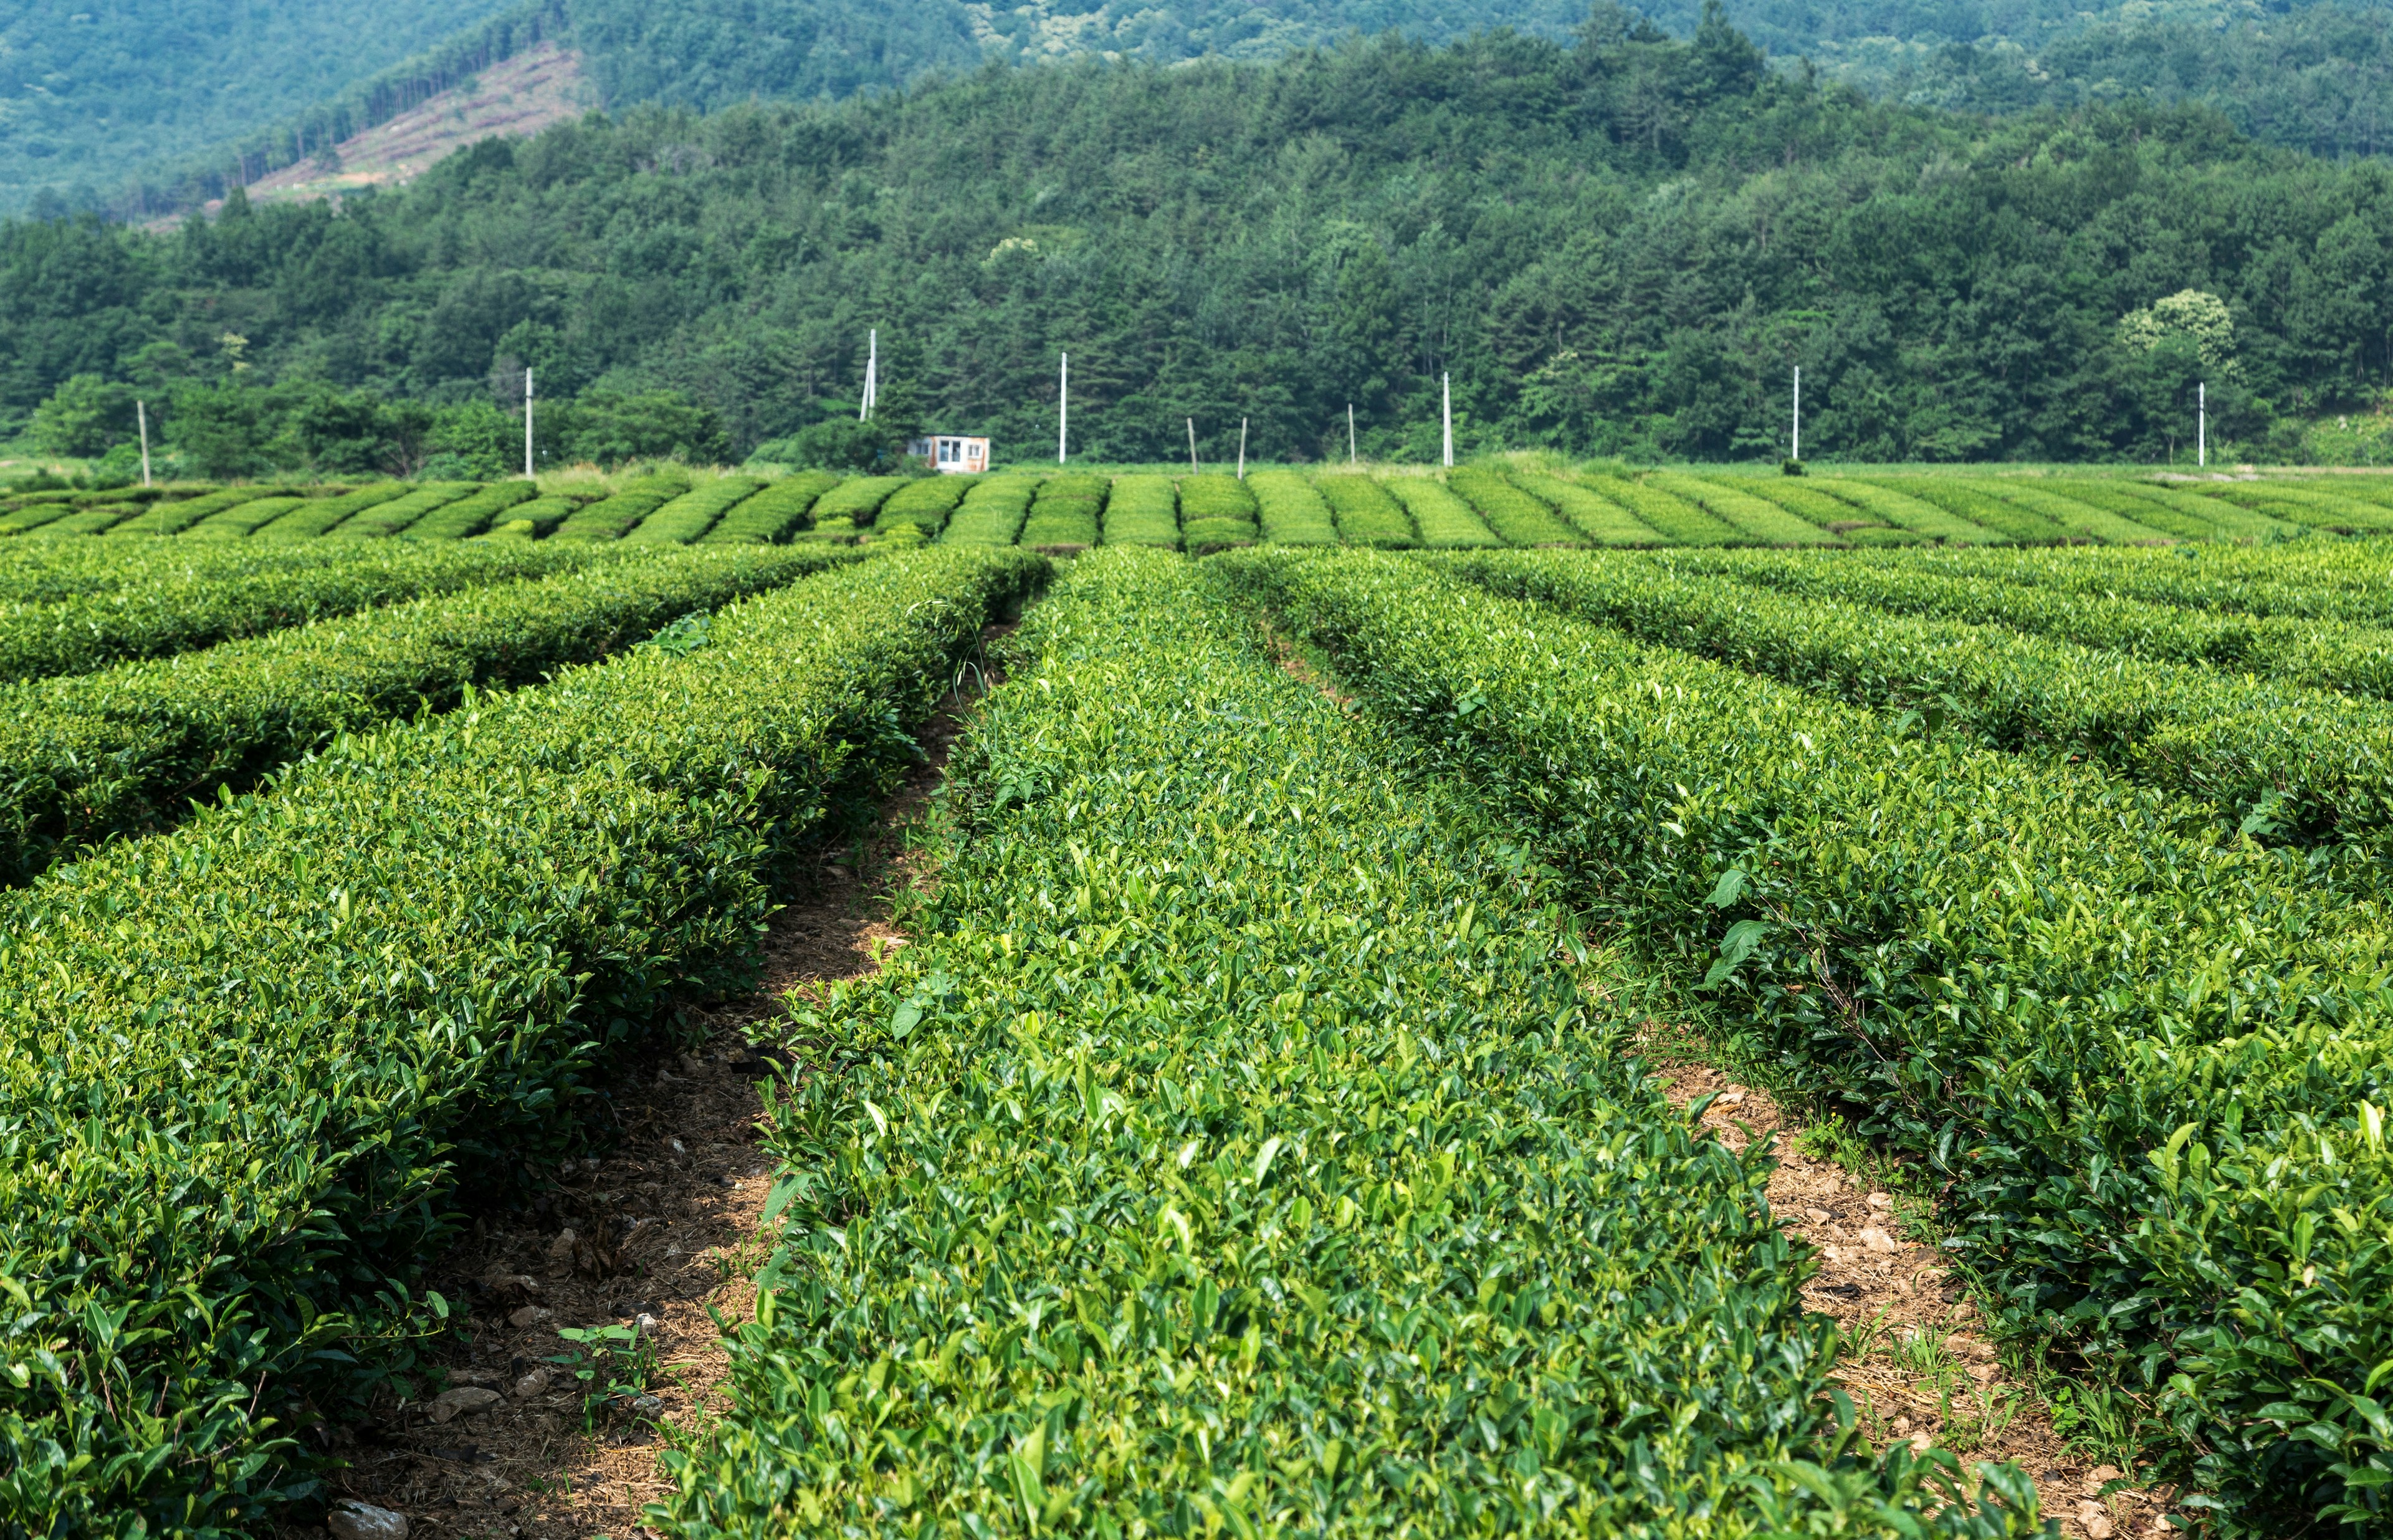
[{"left": 908, "top": 434, "right": 990, "bottom": 474}]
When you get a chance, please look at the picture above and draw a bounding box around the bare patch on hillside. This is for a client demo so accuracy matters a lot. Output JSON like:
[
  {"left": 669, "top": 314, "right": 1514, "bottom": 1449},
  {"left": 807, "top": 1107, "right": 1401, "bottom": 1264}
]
[{"left": 186, "top": 42, "right": 589, "bottom": 224}]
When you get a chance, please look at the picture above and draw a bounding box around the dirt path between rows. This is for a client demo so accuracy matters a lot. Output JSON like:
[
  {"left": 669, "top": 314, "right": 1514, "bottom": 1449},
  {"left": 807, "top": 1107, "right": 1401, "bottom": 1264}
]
[
  {"left": 1658, "top": 1056, "right": 2180, "bottom": 1540},
  {"left": 299, "top": 639, "right": 1000, "bottom": 1540}
]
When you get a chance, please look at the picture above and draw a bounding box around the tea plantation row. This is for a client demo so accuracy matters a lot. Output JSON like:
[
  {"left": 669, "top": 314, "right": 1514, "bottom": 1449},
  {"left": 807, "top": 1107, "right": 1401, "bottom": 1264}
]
[{"left": 17, "top": 462, "right": 2393, "bottom": 553}]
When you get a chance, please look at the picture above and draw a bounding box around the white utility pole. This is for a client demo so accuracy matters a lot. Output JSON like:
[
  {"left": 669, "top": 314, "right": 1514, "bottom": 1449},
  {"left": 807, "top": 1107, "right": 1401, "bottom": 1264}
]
[
  {"left": 1792, "top": 366, "right": 1801, "bottom": 462},
  {"left": 136, "top": 400, "right": 151, "bottom": 488},
  {"left": 859, "top": 330, "right": 877, "bottom": 420},
  {"left": 1348, "top": 403, "right": 1357, "bottom": 464},
  {"left": 2198, "top": 381, "right": 2207, "bottom": 468},
  {"left": 1187, "top": 418, "right": 1198, "bottom": 473},
  {"left": 1237, "top": 418, "right": 1248, "bottom": 481},
  {"left": 1058, "top": 353, "right": 1068, "bottom": 464},
  {"left": 523, "top": 368, "right": 535, "bottom": 478},
  {"left": 1441, "top": 373, "right": 1453, "bottom": 468}
]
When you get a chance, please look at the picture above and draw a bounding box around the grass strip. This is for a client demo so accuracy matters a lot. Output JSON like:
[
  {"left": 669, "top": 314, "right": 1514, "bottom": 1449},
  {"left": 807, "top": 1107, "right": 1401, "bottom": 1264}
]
[
  {"left": 0, "top": 547, "right": 1048, "bottom": 1538},
  {"left": 1225, "top": 546, "right": 2393, "bottom": 1533},
  {"left": 650, "top": 545, "right": 2042, "bottom": 1540}
]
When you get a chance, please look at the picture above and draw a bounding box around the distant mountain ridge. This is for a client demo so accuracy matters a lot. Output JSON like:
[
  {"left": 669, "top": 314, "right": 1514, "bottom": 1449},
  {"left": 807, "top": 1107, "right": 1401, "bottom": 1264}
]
[{"left": 15, "top": 0, "right": 2393, "bottom": 220}]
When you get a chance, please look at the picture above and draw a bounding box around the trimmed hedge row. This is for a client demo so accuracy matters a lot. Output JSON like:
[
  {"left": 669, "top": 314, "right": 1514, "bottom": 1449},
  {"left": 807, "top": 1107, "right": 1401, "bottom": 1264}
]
[
  {"left": 1865, "top": 480, "right": 2081, "bottom": 545},
  {"left": 1649, "top": 472, "right": 1840, "bottom": 545},
  {"left": 113, "top": 487, "right": 299, "bottom": 537},
  {"left": 478, "top": 494, "right": 582, "bottom": 540},
  {"left": 1225, "top": 547, "right": 2393, "bottom": 1534},
  {"left": 181, "top": 495, "right": 310, "bottom": 539},
  {"left": 872, "top": 476, "right": 973, "bottom": 539},
  {"left": 2199, "top": 481, "right": 2393, "bottom": 533},
  {"left": 25, "top": 504, "right": 145, "bottom": 535},
  {"left": 1978, "top": 483, "right": 2175, "bottom": 545},
  {"left": 402, "top": 481, "right": 538, "bottom": 541},
  {"left": 1508, "top": 469, "right": 1662, "bottom": 545},
  {"left": 318, "top": 482, "right": 480, "bottom": 540},
  {"left": 0, "top": 540, "right": 611, "bottom": 684},
  {"left": 1099, "top": 474, "right": 1179, "bottom": 547},
  {"left": 1809, "top": 479, "right": 2006, "bottom": 543},
  {"left": 0, "top": 541, "right": 424, "bottom": 607},
  {"left": 1383, "top": 476, "right": 1497, "bottom": 547},
  {"left": 811, "top": 474, "right": 908, "bottom": 522},
  {"left": 1446, "top": 464, "right": 1584, "bottom": 545},
  {"left": 1020, "top": 472, "right": 1107, "bottom": 548},
  {"left": 1248, "top": 469, "right": 1339, "bottom": 545},
  {"left": 1741, "top": 478, "right": 1917, "bottom": 543},
  {"left": 550, "top": 476, "right": 689, "bottom": 542},
  {"left": 1593, "top": 476, "right": 1741, "bottom": 545},
  {"left": 651, "top": 546, "right": 2043, "bottom": 1540},
  {"left": 942, "top": 476, "right": 1040, "bottom": 546},
  {"left": 1862, "top": 542, "right": 2393, "bottom": 626},
  {"left": 247, "top": 483, "right": 419, "bottom": 540},
  {"left": 700, "top": 472, "right": 836, "bottom": 543},
  {"left": 1177, "top": 473, "right": 1258, "bottom": 552},
  {"left": 1317, "top": 474, "right": 1415, "bottom": 546},
  {"left": 0, "top": 545, "right": 857, "bottom": 883},
  {"left": 627, "top": 478, "right": 768, "bottom": 545},
  {"left": 1669, "top": 547, "right": 2393, "bottom": 699},
  {"left": 2053, "top": 482, "right": 2299, "bottom": 543},
  {"left": 1434, "top": 548, "right": 2393, "bottom": 863},
  {"left": 0, "top": 547, "right": 1049, "bottom": 1538}
]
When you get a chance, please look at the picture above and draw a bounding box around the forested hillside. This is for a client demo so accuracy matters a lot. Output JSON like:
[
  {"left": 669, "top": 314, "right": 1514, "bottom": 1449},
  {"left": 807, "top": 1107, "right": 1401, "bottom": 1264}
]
[
  {"left": 0, "top": 0, "right": 525, "bottom": 216},
  {"left": 6, "top": 9, "right": 2390, "bottom": 467},
  {"left": 27, "top": 0, "right": 2393, "bottom": 220}
]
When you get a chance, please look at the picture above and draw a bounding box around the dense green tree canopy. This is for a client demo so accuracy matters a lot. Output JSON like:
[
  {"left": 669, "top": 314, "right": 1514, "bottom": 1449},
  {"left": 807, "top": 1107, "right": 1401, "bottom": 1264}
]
[{"left": 5, "top": 11, "right": 2389, "bottom": 465}]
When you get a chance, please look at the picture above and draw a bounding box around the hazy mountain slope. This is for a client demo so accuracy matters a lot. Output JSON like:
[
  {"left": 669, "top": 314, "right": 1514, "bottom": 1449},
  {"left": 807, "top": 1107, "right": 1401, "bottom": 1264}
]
[{"left": 0, "top": 0, "right": 526, "bottom": 215}]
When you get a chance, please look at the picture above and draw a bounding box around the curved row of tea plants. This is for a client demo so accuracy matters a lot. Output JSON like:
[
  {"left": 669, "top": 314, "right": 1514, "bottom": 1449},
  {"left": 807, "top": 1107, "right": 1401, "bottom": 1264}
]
[
  {"left": 0, "top": 545, "right": 867, "bottom": 885},
  {"left": 0, "top": 547, "right": 1048, "bottom": 1539},
  {"left": 1432, "top": 548, "right": 2393, "bottom": 866},
  {"left": 650, "top": 546, "right": 2042, "bottom": 1540},
  {"left": 1840, "top": 542, "right": 2393, "bottom": 628},
  {"left": 0, "top": 540, "right": 618, "bottom": 683},
  {"left": 1223, "top": 547, "right": 2393, "bottom": 1534},
  {"left": 1662, "top": 547, "right": 2393, "bottom": 700}
]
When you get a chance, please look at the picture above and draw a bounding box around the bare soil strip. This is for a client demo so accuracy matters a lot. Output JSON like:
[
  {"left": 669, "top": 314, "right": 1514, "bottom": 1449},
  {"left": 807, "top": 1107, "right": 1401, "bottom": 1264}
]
[
  {"left": 298, "top": 646, "right": 994, "bottom": 1540},
  {"left": 1656, "top": 1056, "right": 2179, "bottom": 1540}
]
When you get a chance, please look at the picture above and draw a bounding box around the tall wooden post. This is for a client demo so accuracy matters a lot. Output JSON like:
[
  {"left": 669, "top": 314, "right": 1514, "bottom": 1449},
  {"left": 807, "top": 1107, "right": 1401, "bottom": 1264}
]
[
  {"left": 1348, "top": 403, "right": 1357, "bottom": 464},
  {"left": 136, "top": 400, "right": 152, "bottom": 488},
  {"left": 1441, "top": 373, "right": 1453, "bottom": 468},
  {"left": 1237, "top": 418, "right": 1248, "bottom": 481},
  {"left": 523, "top": 368, "right": 535, "bottom": 479},
  {"left": 1187, "top": 418, "right": 1198, "bottom": 473}
]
